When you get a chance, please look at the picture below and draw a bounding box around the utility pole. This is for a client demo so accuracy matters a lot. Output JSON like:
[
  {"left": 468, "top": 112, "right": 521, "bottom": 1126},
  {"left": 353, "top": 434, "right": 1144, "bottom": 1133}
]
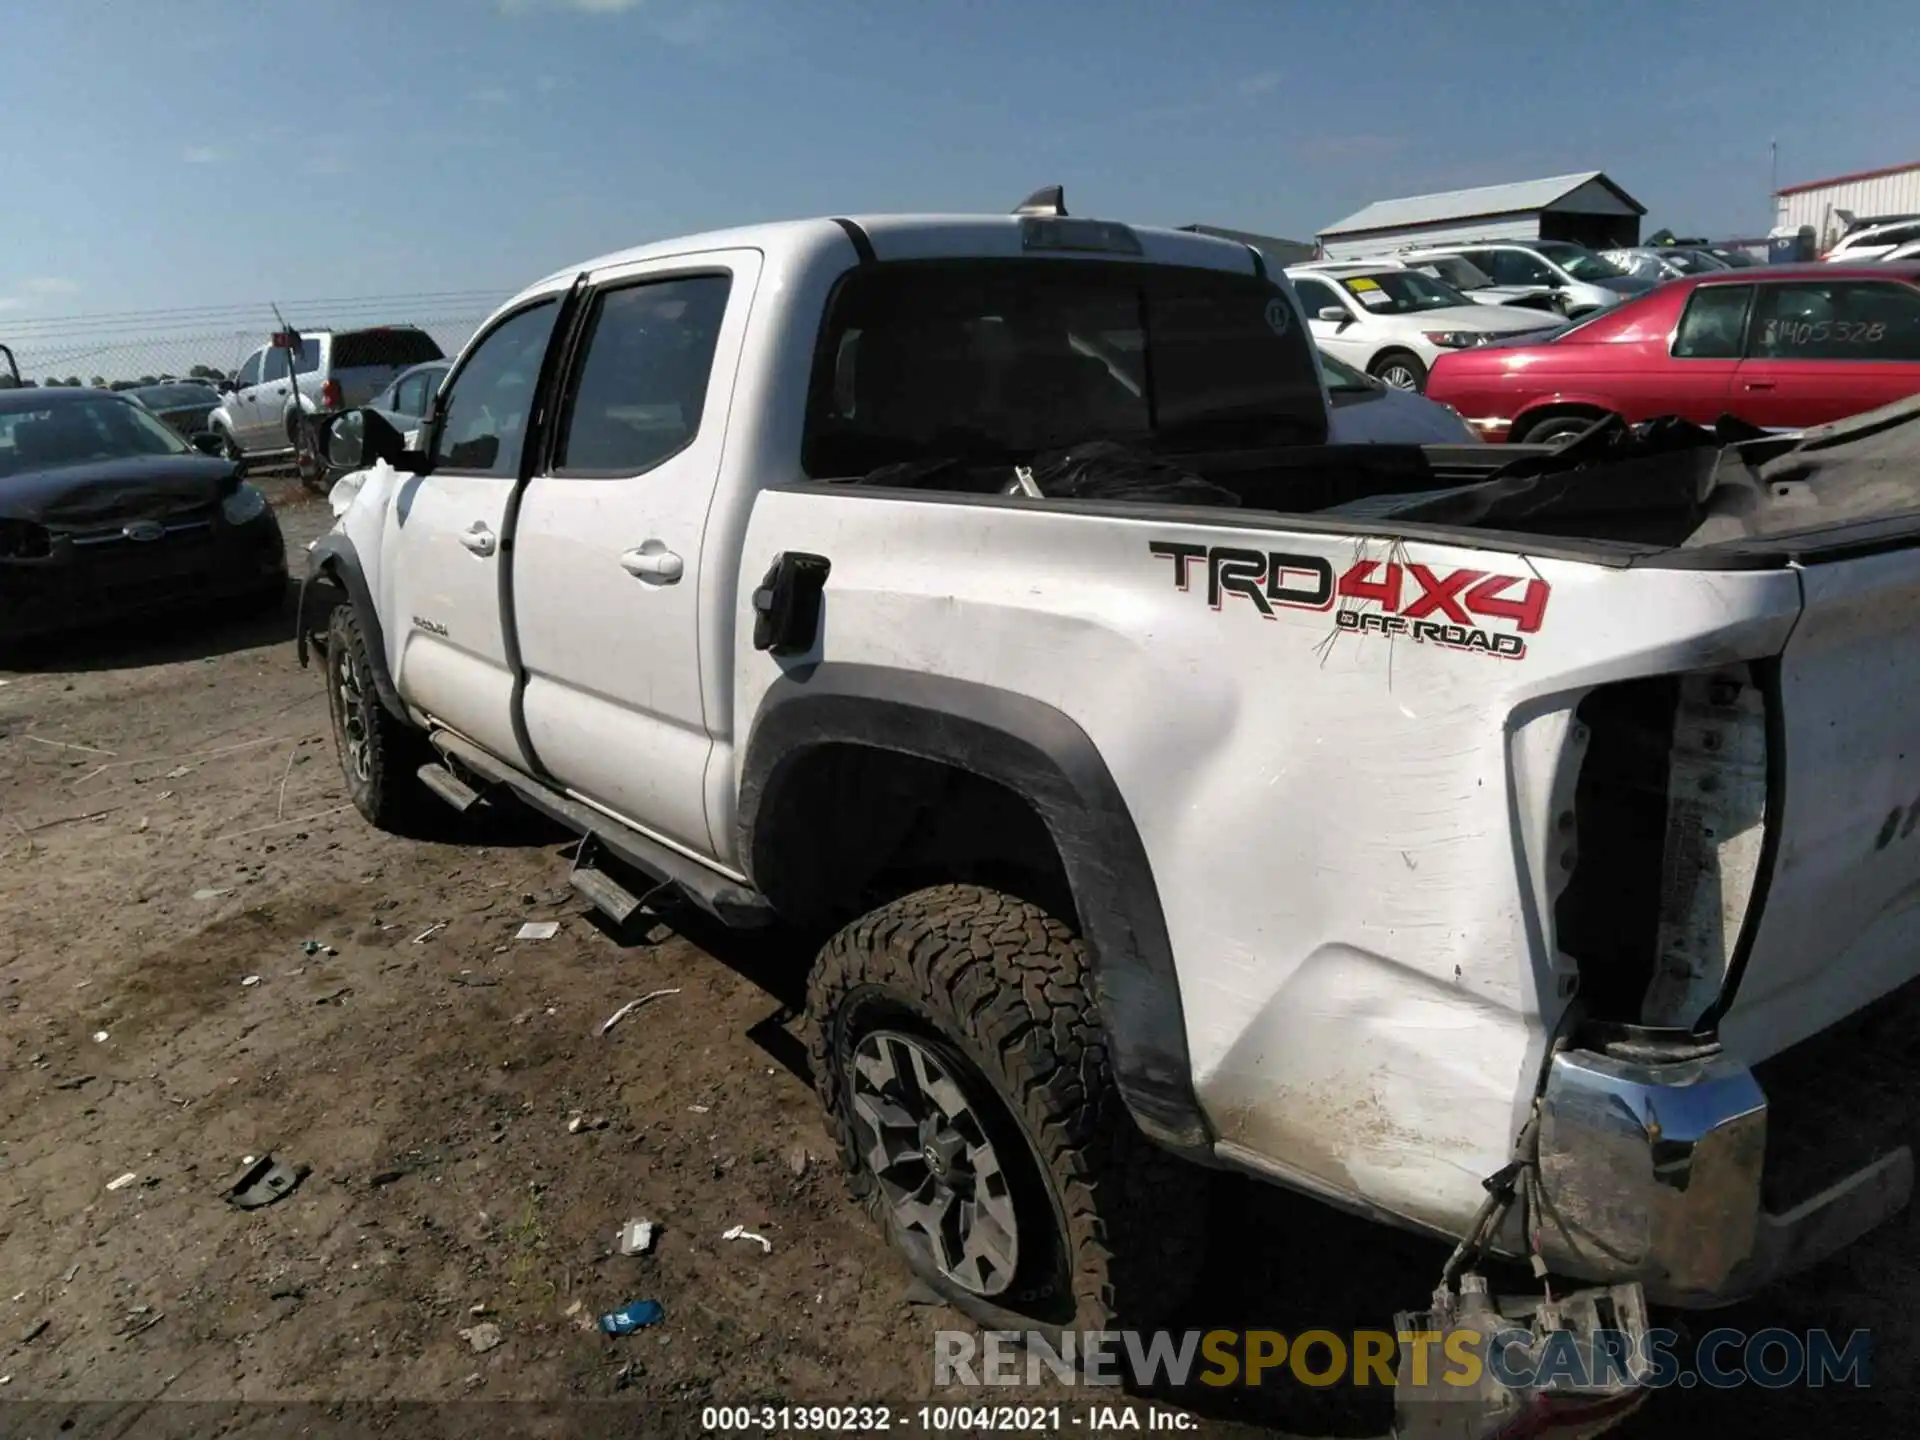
[{"left": 1769, "top": 139, "right": 1779, "bottom": 233}]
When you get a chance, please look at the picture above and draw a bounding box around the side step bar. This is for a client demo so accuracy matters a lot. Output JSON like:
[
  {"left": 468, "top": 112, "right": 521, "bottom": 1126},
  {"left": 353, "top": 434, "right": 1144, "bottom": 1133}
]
[
  {"left": 569, "top": 839, "right": 647, "bottom": 926},
  {"left": 429, "top": 732, "right": 775, "bottom": 930},
  {"left": 417, "top": 762, "right": 483, "bottom": 814}
]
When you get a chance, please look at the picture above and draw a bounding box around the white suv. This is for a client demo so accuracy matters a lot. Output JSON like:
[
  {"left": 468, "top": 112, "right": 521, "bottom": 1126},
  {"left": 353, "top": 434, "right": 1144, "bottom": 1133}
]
[{"left": 1285, "top": 262, "right": 1559, "bottom": 392}]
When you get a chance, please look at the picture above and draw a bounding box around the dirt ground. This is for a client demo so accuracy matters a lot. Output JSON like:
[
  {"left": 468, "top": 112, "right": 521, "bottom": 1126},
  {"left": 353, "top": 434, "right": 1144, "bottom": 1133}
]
[{"left": 0, "top": 483, "right": 1911, "bottom": 1438}]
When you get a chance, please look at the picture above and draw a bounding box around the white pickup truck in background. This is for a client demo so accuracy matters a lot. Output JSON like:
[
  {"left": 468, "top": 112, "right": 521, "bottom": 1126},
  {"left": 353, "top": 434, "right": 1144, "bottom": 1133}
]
[{"left": 299, "top": 192, "right": 1920, "bottom": 1376}]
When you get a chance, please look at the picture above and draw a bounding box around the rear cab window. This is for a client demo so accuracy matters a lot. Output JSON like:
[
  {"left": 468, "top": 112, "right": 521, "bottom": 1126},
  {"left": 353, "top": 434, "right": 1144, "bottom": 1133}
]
[{"left": 802, "top": 259, "right": 1327, "bottom": 477}]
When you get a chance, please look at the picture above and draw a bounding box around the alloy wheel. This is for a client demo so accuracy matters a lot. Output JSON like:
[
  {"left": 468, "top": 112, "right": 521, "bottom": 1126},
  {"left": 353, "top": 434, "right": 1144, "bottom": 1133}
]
[
  {"left": 329, "top": 641, "right": 374, "bottom": 786},
  {"left": 848, "top": 1028, "right": 1021, "bottom": 1297}
]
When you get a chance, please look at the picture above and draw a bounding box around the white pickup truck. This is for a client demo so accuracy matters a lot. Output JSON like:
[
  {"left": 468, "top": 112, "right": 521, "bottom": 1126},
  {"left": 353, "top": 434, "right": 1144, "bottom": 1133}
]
[{"left": 299, "top": 193, "right": 1920, "bottom": 1347}]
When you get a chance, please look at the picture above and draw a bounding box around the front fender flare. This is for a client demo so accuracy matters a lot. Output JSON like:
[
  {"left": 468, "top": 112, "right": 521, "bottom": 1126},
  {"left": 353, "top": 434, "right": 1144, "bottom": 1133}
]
[
  {"left": 738, "top": 663, "right": 1210, "bottom": 1155},
  {"left": 298, "top": 533, "right": 407, "bottom": 722}
]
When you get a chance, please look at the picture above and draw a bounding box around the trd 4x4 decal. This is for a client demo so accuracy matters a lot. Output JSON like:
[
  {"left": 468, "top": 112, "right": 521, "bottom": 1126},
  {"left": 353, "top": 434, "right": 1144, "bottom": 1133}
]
[{"left": 1150, "top": 544, "right": 1550, "bottom": 659}]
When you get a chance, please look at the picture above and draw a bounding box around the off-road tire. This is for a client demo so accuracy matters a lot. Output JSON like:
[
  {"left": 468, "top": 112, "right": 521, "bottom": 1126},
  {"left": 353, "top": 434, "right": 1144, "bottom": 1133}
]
[
  {"left": 808, "top": 884, "right": 1206, "bottom": 1339},
  {"left": 324, "top": 603, "right": 430, "bottom": 831}
]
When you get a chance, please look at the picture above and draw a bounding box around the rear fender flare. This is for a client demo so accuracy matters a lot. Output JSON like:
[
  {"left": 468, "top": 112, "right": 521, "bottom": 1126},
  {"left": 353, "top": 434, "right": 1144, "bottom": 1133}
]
[
  {"left": 738, "top": 663, "right": 1210, "bottom": 1155},
  {"left": 298, "top": 534, "right": 407, "bottom": 722}
]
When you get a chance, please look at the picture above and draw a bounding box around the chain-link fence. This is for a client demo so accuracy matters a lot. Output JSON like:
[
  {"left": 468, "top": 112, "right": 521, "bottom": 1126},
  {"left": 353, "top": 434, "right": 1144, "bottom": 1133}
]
[{"left": 0, "top": 291, "right": 505, "bottom": 391}]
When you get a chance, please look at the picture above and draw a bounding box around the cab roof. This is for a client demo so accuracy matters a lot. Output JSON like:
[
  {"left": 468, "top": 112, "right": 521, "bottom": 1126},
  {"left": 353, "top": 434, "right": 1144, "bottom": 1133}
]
[{"left": 508, "top": 212, "right": 1268, "bottom": 308}]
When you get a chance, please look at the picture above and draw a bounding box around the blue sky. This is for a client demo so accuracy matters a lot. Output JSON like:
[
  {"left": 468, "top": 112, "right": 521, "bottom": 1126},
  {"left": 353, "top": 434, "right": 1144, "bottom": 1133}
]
[{"left": 2, "top": 0, "right": 1917, "bottom": 321}]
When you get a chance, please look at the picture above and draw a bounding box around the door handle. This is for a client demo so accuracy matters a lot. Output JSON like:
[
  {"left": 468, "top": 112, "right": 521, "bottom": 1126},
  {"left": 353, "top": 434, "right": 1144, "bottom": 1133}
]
[
  {"left": 459, "top": 524, "right": 498, "bottom": 557},
  {"left": 1744, "top": 379, "right": 1777, "bottom": 391},
  {"left": 620, "top": 546, "right": 684, "bottom": 582}
]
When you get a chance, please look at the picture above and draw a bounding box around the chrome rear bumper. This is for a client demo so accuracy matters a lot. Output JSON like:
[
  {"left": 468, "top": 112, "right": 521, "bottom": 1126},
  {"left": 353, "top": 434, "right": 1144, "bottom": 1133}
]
[{"left": 1534, "top": 1047, "right": 1913, "bottom": 1307}]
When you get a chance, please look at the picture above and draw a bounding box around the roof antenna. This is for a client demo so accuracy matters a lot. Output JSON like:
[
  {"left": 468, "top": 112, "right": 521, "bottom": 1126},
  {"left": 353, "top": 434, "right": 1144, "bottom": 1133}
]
[{"left": 1014, "top": 185, "right": 1067, "bottom": 218}]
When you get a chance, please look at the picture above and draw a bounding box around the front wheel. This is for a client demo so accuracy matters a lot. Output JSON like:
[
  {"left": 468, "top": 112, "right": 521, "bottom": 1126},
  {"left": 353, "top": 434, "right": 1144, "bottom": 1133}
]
[
  {"left": 808, "top": 885, "right": 1206, "bottom": 1339},
  {"left": 325, "top": 603, "right": 429, "bottom": 831},
  {"left": 1369, "top": 349, "right": 1429, "bottom": 392}
]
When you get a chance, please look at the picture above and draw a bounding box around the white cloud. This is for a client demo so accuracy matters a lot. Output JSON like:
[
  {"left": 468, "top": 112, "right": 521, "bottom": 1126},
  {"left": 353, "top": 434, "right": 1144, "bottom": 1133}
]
[
  {"left": 0, "top": 278, "right": 79, "bottom": 312},
  {"left": 181, "top": 145, "right": 223, "bottom": 164}
]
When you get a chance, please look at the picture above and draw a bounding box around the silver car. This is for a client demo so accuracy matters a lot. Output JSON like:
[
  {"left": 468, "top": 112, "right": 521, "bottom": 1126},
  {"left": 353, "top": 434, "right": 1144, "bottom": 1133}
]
[{"left": 1396, "top": 241, "right": 1657, "bottom": 317}]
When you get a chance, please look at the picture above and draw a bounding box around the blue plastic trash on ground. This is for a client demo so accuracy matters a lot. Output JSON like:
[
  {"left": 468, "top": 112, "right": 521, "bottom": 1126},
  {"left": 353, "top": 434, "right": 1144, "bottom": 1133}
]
[{"left": 598, "top": 1300, "right": 665, "bottom": 1335}]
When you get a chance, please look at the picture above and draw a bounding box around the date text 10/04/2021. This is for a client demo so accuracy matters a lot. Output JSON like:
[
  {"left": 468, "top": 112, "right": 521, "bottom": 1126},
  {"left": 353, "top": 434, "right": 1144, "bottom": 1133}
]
[{"left": 701, "top": 1406, "right": 1195, "bottom": 1432}]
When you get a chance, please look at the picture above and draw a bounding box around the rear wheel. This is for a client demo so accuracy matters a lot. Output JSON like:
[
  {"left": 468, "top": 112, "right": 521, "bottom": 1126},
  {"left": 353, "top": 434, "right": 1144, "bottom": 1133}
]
[
  {"left": 1369, "top": 349, "right": 1428, "bottom": 392},
  {"left": 808, "top": 884, "right": 1206, "bottom": 1339},
  {"left": 325, "top": 603, "right": 429, "bottom": 831},
  {"left": 1517, "top": 411, "right": 1607, "bottom": 446},
  {"left": 292, "top": 412, "right": 326, "bottom": 492}
]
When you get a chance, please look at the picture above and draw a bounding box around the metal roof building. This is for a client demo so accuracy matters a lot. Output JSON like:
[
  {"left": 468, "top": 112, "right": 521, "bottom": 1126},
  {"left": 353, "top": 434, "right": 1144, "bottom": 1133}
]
[
  {"left": 1315, "top": 171, "right": 1646, "bottom": 260},
  {"left": 1177, "top": 223, "right": 1316, "bottom": 268},
  {"left": 1775, "top": 161, "right": 1920, "bottom": 252}
]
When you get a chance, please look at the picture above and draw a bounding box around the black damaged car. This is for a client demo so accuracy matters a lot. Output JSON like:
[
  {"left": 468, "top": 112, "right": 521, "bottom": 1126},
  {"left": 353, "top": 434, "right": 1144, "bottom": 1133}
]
[{"left": 0, "top": 387, "right": 287, "bottom": 645}]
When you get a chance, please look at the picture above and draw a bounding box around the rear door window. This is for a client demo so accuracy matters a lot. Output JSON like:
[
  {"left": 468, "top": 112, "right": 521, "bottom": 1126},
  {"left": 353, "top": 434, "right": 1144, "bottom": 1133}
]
[
  {"left": 803, "top": 260, "right": 1327, "bottom": 476},
  {"left": 1748, "top": 281, "right": 1920, "bottom": 361},
  {"left": 553, "top": 274, "right": 735, "bottom": 475},
  {"left": 1672, "top": 285, "right": 1752, "bottom": 358}
]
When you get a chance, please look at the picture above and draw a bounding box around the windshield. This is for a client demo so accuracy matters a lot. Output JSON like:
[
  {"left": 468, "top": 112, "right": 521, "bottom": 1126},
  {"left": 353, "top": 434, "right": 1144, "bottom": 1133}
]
[
  {"left": 0, "top": 396, "right": 192, "bottom": 476},
  {"left": 1415, "top": 256, "right": 1495, "bottom": 291},
  {"left": 130, "top": 383, "right": 216, "bottom": 409},
  {"left": 803, "top": 260, "right": 1328, "bottom": 474},
  {"left": 1336, "top": 269, "right": 1472, "bottom": 315},
  {"left": 1534, "top": 242, "right": 1627, "bottom": 281}
]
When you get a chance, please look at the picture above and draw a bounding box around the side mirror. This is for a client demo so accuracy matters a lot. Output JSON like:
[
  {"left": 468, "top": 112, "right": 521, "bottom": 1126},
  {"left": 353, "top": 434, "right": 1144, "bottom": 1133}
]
[
  {"left": 189, "top": 431, "right": 224, "bottom": 457},
  {"left": 1317, "top": 306, "right": 1351, "bottom": 325},
  {"left": 321, "top": 407, "right": 425, "bottom": 474},
  {"left": 219, "top": 378, "right": 238, "bottom": 394}
]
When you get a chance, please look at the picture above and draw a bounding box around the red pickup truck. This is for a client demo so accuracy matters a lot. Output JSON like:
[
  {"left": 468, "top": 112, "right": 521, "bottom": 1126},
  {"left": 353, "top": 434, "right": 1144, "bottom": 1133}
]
[{"left": 1427, "top": 261, "right": 1920, "bottom": 443}]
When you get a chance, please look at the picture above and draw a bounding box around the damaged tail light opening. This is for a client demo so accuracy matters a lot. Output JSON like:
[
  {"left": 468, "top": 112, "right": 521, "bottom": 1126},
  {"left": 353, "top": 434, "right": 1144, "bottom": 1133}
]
[
  {"left": 0, "top": 518, "right": 53, "bottom": 559},
  {"left": 1551, "top": 663, "right": 1774, "bottom": 1041},
  {"left": 321, "top": 379, "right": 343, "bottom": 410}
]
